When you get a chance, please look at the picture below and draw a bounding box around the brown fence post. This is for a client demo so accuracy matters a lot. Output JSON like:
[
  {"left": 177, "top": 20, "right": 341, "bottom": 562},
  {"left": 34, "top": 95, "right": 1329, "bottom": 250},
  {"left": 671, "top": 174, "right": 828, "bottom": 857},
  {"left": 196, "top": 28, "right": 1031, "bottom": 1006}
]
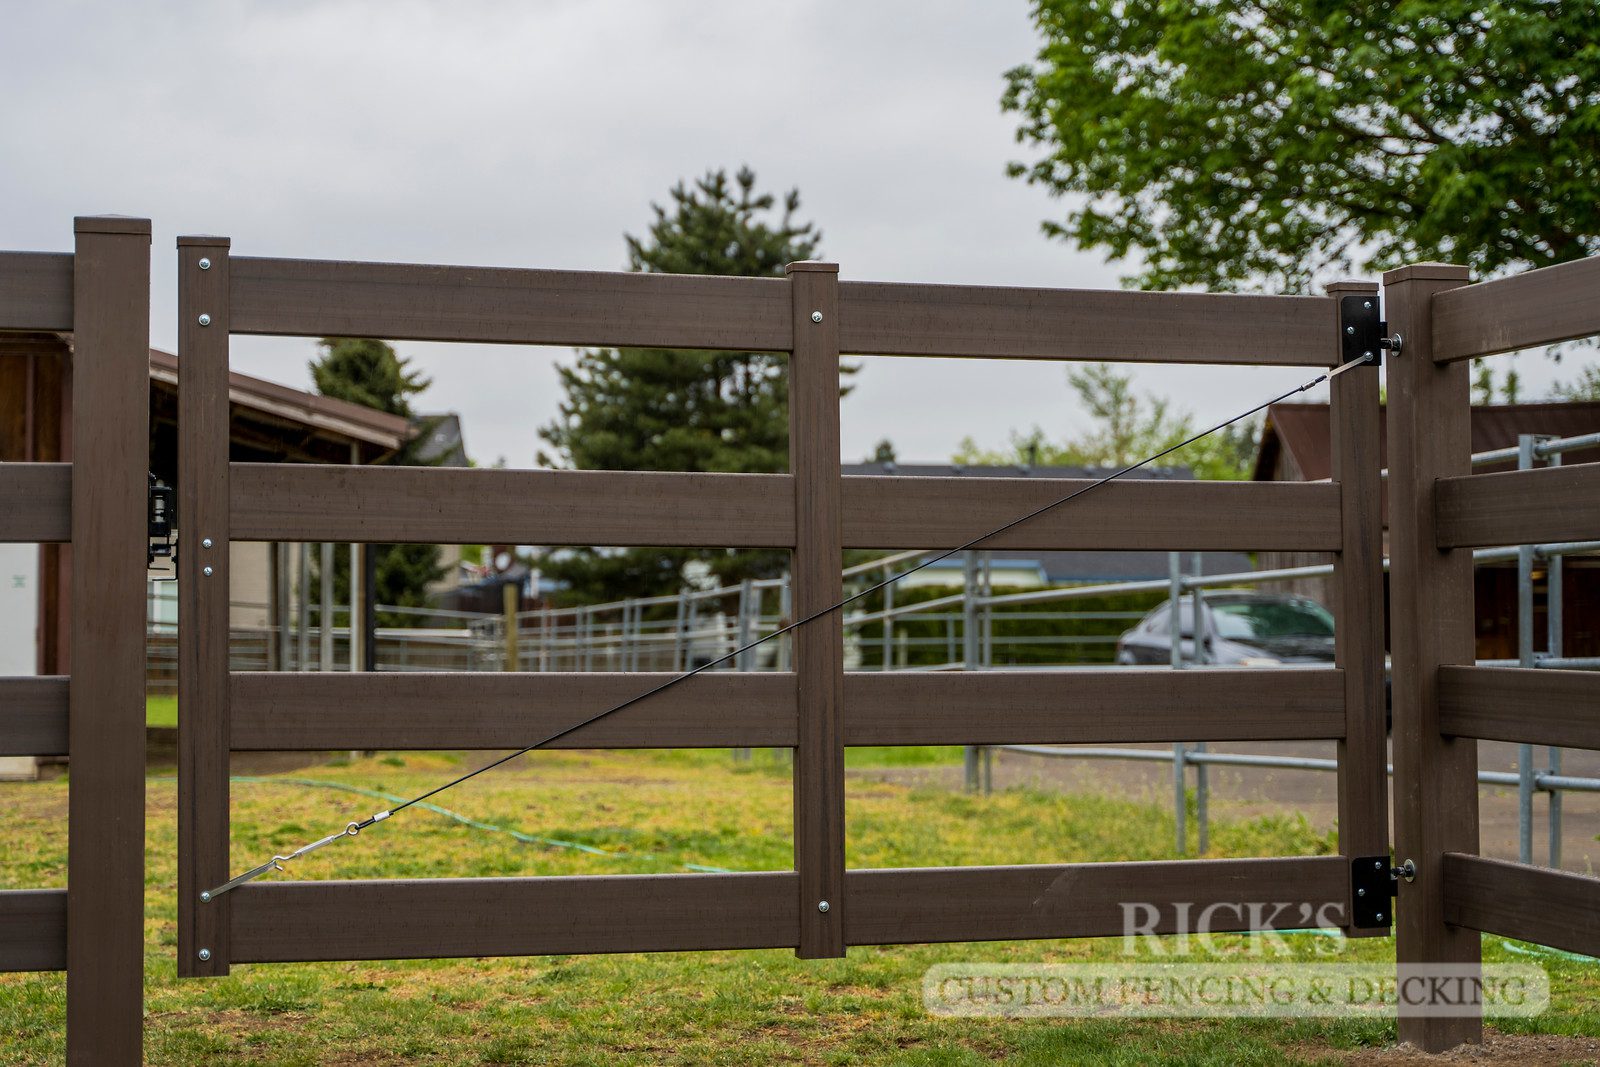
[
  {"left": 1384, "top": 262, "right": 1480, "bottom": 1052},
  {"left": 66, "top": 216, "right": 150, "bottom": 1065},
  {"left": 178, "top": 235, "right": 233, "bottom": 977},
  {"left": 787, "top": 261, "right": 845, "bottom": 958},
  {"left": 1326, "top": 280, "right": 1388, "bottom": 935}
]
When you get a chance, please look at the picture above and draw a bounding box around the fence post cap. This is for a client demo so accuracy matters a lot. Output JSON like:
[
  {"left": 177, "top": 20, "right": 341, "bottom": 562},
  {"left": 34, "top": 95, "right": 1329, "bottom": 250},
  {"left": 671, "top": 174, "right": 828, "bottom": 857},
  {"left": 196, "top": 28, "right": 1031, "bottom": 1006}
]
[
  {"left": 1382, "top": 262, "right": 1471, "bottom": 284},
  {"left": 177, "top": 234, "right": 232, "bottom": 248},
  {"left": 784, "top": 261, "right": 839, "bottom": 275},
  {"left": 74, "top": 215, "right": 151, "bottom": 237}
]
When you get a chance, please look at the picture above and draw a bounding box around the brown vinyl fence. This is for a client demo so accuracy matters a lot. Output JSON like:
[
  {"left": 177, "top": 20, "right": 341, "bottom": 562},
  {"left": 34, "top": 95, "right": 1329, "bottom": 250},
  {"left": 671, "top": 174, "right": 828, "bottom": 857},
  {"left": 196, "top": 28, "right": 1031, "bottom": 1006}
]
[
  {"left": 0, "top": 220, "right": 1596, "bottom": 1060},
  {"left": 0, "top": 218, "right": 151, "bottom": 1064}
]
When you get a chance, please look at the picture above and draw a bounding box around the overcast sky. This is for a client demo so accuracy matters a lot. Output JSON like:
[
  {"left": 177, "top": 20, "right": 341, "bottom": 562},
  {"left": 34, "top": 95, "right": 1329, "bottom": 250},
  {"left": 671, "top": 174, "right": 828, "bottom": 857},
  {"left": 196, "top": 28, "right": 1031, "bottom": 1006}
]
[{"left": 1, "top": 1, "right": 1579, "bottom": 467}]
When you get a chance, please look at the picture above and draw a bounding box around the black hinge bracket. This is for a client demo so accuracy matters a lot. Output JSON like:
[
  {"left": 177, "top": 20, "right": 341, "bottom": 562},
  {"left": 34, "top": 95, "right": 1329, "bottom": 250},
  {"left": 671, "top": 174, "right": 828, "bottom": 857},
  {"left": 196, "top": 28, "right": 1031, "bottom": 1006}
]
[
  {"left": 1350, "top": 855, "right": 1395, "bottom": 929},
  {"left": 1339, "top": 295, "right": 1387, "bottom": 369}
]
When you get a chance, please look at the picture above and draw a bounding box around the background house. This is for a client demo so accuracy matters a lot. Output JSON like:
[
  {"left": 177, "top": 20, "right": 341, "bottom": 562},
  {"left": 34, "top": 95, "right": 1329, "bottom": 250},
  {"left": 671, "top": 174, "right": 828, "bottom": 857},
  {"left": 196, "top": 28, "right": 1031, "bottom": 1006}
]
[{"left": 1253, "top": 401, "right": 1600, "bottom": 659}]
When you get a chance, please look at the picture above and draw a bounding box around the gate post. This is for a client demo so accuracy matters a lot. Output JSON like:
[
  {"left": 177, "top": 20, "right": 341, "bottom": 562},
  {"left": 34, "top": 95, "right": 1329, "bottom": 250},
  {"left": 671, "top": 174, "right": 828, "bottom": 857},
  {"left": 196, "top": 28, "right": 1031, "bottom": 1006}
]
[
  {"left": 1326, "top": 280, "right": 1388, "bottom": 936},
  {"left": 1384, "top": 263, "right": 1479, "bottom": 1051},
  {"left": 66, "top": 215, "right": 150, "bottom": 1065},
  {"left": 787, "top": 260, "right": 845, "bottom": 958},
  {"left": 178, "top": 235, "right": 233, "bottom": 977}
]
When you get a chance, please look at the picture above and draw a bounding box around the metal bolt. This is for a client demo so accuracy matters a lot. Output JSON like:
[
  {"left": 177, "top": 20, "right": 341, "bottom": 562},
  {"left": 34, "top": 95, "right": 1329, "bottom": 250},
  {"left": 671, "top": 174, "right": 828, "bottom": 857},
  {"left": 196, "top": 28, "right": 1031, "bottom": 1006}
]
[
  {"left": 1399, "top": 858, "right": 1417, "bottom": 882},
  {"left": 202, "top": 566, "right": 214, "bottom": 577},
  {"left": 1356, "top": 888, "right": 1366, "bottom": 897},
  {"left": 199, "top": 258, "right": 212, "bottom": 271},
  {"left": 810, "top": 311, "right": 823, "bottom": 323},
  {"left": 197, "top": 313, "right": 212, "bottom": 327},
  {"left": 1374, "top": 861, "right": 1384, "bottom": 871},
  {"left": 202, "top": 538, "right": 214, "bottom": 549},
  {"left": 1363, "top": 351, "right": 1373, "bottom": 359},
  {"left": 197, "top": 948, "right": 211, "bottom": 962},
  {"left": 817, "top": 900, "right": 830, "bottom": 913},
  {"left": 1363, "top": 300, "right": 1372, "bottom": 309},
  {"left": 199, "top": 891, "right": 211, "bottom": 903},
  {"left": 1345, "top": 325, "right": 1355, "bottom": 335},
  {"left": 1374, "top": 913, "right": 1385, "bottom": 923}
]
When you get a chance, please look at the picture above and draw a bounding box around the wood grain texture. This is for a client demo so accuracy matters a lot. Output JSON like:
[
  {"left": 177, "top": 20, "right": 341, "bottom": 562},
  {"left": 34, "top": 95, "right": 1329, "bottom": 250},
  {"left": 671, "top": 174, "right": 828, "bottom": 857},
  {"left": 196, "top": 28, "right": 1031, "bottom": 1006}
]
[
  {"left": 0, "top": 252, "right": 74, "bottom": 332},
  {"left": 1442, "top": 853, "right": 1600, "bottom": 959},
  {"left": 840, "top": 476, "right": 1341, "bottom": 551},
  {"left": 842, "top": 669, "right": 1346, "bottom": 745},
  {"left": 1383, "top": 262, "right": 1482, "bottom": 1052},
  {"left": 0, "top": 463, "right": 70, "bottom": 542},
  {"left": 229, "top": 873, "right": 800, "bottom": 962},
  {"left": 1432, "top": 256, "right": 1600, "bottom": 362},
  {"left": 67, "top": 217, "right": 149, "bottom": 1065},
  {"left": 230, "top": 464, "right": 796, "bottom": 547},
  {"left": 230, "top": 672, "right": 797, "bottom": 750},
  {"left": 229, "top": 255, "right": 791, "bottom": 351},
  {"left": 844, "top": 857, "right": 1348, "bottom": 945},
  {"left": 177, "top": 236, "right": 233, "bottom": 979},
  {"left": 837, "top": 281, "right": 1335, "bottom": 366},
  {"left": 0, "top": 676, "right": 68, "bottom": 756},
  {"left": 788, "top": 263, "right": 845, "bottom": 959},
  {"left": 0, "top": 889, "right": 66, "bottom": 972},
  {"left": 1327, "top": 282, "right": 1389, "bottom": 935},
  {"left": 1434, "top": 462, "right": 1600, "bottom": 548},
  {"left": 1438, "top": 666, "right": 1600, "bottom": 750}
]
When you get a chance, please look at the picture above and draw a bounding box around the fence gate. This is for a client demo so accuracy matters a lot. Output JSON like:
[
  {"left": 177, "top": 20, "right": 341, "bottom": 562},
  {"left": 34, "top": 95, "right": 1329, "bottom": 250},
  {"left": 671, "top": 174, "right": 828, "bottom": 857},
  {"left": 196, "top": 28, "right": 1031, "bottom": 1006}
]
[
  {"left": 0, "top": 218, "right": 151, "bottom": 1063},
  {"left": 174, "top": 239, "right": 1392, "bottom": 981}
]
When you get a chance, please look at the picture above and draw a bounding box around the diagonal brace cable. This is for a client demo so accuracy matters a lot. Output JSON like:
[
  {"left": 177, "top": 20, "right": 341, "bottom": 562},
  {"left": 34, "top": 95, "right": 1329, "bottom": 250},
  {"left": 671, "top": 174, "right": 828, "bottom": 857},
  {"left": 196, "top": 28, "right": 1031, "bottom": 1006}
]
[{"left": 204, "top": 354, "right": 1375, "bottom": 900}]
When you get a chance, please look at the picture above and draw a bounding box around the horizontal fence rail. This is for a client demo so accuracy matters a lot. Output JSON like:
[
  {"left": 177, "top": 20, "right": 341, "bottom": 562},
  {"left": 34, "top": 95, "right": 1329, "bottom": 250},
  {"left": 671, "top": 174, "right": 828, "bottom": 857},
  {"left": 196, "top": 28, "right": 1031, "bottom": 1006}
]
[
  {"left": 0, "top": 463, "right": 71, "bottom": 542},
  {"left": 0, "top": 677, "right": 69, "bottom": 756},
  {"left": 835, "top": 282, "right": 1338, "bottom": 366},
  {"left": 1431, "top": 256, "right": 1600, "bottom": 363},
  {"left": 229, "top": 256, "right": 794, "bottom": 351},
  {"left": 1438, "top": 666, "right": 1600, "bottom": 751},
  {"left": 0, "top": 889, "right": 67, "bottom": 972},
  {"left": 839, "top": 477, "right": 1342, "bottom": 551},
  {"left": 845, "top": 857, "right": 1348, "bottom": 944},
  {"left": 228, "top": 668, "right": 1347, "bottom": 752},
  {"left": 230, "top": 872, "right": 800, "bottom": 963},
  {"left": 1442, "top": 853, "right": 1600, "bottom": 959},
  {"left": 1434, "top": 462, "right": 1600, "bottom": 548},
  {"left": 0, "top": 250, "right": 74, "bottom": 331},
  {"left": 230, "top": 464, "right": 796, "bottom": 547}
]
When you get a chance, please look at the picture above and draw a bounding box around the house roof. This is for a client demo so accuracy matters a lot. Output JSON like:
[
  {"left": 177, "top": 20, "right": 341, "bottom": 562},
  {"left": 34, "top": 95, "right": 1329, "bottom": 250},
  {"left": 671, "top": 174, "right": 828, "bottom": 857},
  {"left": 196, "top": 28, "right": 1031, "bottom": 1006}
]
[
  {"left": 147, "top": 348, "right": 410, "bottom": 452},
  {"left": 1253, "top": 401, "right": 1600, "bottom": 482}
]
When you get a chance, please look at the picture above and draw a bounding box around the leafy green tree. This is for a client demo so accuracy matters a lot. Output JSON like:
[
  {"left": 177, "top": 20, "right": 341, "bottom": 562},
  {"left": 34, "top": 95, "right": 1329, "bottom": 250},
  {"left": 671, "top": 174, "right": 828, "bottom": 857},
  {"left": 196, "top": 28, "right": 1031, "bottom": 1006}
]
[
  {"left": 868, "top": 439, "right": 898, "bottom": 464},
  {"left": 1472, "top": 361, "right": 1523, "bottom": 405},
  {"left": 538, "top": 167, "right": 851, "bottom": 602},
  {"left": 953, "top": 364, "right": 1259, "bottom": 480},
  {"left": 1002, "top": 1, "right": 1600, "bottom": 292},
  {"left": 309, "top": 338, "right": 445, "bottom": 623},
  {"left": 1552, "top": 365, "right": 1600, "bottom": 401}
]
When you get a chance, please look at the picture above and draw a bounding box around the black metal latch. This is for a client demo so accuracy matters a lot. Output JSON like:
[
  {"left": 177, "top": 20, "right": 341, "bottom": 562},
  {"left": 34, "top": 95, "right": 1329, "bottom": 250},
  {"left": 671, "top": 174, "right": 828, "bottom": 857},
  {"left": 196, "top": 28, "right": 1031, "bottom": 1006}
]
[
  {"left": 1349, "top": 856, "right": 1415, "bottom": 929},
  {"left": 1338, "top": 295, "right": 1401, "bottom": 368},
  {"left": 148, "top": 473, "right": 176, "bottom": 580}
]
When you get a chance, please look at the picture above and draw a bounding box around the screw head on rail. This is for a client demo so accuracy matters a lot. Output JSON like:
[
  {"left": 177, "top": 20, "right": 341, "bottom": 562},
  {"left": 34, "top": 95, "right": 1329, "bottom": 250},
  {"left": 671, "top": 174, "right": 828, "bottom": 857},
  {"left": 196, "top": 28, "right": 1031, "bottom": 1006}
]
[
  {"left": 1345, "top": 325, "right": 1355, "bottom": 335},
  {"left": 198, "top": 313, "right": 212, "bottom": 327},
  {"left": 1363, "top": 300, "right": 1372, "bottom": 310},
  {"left": 202, "top": 538, "right": 214, "bottom": 549},
  {"left": 817, "top": 900, "right": 830, "bottom": 913},
  {"left": 1356, "top": 888, "right": 1366, "bottom": 897},
  {"left": 1374, "top": 913, "right": 1385, "bottom": 923},
  {"left": 202, "top": 566, "right": 214, "bottom": 577},
  {"left": 197, "top": 948, "right": 212, "bottom": 962},
  {"left": 199, "top": 891, "right": 212, "bottom": 903},
  {"left": 810, "top": 311, "right": 823, "bottom": 323},
  {"left": 199, "top": 257, "right": 212, "bottom": 270}
]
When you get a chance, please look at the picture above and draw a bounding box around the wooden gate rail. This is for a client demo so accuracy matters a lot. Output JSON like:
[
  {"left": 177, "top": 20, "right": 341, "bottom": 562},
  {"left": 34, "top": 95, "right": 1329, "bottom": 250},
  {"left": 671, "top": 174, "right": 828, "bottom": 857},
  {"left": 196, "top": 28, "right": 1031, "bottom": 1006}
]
[
  {"left": 224, "top": 668, "right": 1346, "bottom": 751},
  {"left": 0, "top": 219, "right": 151, "bottom": 1064},
  {"left": 1392, "top": 252, "right": 1600, "bottom": 1052},
  {"left": 180, "top": 242, "right": 1385, "bottom": 979}
]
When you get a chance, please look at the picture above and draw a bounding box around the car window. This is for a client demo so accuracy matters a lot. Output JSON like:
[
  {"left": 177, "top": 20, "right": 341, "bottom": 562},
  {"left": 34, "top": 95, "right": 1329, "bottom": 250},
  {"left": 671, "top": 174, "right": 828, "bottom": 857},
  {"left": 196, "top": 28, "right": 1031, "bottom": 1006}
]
[{"left": 1210, "top": 599, "right": 1334, "bottom": 639}]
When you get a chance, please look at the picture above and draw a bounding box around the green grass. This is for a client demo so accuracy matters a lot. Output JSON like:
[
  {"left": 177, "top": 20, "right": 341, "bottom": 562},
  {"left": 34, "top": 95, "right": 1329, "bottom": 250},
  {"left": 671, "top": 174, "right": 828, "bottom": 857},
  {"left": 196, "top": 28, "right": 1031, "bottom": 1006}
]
[
  {"left": 2, "top": 748, "right": 1597, "bottom": 1064},
  {"left": 146, "top": 694, "right": 178, "bottom": 728}
]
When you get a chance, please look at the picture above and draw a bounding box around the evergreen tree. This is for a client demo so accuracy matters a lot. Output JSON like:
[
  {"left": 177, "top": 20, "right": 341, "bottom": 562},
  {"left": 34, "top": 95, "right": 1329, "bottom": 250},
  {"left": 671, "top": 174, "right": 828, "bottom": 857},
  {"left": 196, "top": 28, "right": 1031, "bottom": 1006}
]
[
  {"left": 538, "top": 167, "right": 851, "bottom": 602},
  {"left": 310, "top": 338, "right": 446, "bottom": 623}
]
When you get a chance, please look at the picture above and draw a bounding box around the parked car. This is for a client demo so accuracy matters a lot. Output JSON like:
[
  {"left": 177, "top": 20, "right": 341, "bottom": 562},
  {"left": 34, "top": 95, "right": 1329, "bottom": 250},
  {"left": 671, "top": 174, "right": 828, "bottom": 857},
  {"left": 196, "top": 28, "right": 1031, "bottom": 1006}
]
[{"left": 1115, "top": 591, "right": 1336, "bottom": 667}]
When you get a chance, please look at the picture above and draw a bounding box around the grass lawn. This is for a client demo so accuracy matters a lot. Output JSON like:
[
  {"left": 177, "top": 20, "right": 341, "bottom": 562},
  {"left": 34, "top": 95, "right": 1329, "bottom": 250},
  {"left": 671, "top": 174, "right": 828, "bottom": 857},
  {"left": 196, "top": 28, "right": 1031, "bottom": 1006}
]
[
  {"left": 2, "top": 747, "right": 1597, "bottom": 1064},
  {"left": 147, "top": 694, "right": 178, "bottom": 728}
]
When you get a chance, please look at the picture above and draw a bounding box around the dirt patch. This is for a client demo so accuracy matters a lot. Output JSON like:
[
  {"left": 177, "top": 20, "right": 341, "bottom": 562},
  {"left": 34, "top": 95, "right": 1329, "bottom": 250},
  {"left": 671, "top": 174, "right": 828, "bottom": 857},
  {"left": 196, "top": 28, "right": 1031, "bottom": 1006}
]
[{"left": 1301, "top": 1029, "right": 1600, "bottom": 1065}]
